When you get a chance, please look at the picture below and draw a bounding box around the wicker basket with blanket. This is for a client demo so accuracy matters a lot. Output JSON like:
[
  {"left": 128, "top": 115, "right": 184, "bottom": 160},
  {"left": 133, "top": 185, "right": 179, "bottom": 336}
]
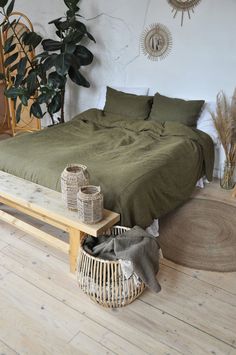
[{"left": 77, "top": 226, "right": 146, "bottom": 308}]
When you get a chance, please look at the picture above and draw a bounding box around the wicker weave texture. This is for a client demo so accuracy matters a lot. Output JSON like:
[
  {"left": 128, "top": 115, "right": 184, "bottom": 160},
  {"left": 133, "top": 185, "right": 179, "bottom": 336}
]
[
  {"left": 61, "top": 164, "right": 89, "bottom": 210},
  {"left": 77, "top": 226, "right": 145, "bottom": 308},
  {"left": 77, "top": 185, "right": 103, "bottom": 224}
]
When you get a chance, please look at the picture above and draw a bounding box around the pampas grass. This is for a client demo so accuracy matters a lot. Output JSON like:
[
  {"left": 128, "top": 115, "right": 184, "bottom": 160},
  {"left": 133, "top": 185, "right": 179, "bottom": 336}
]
[{"left": 210, "top": 90, "right": 236, "bottom": 189}]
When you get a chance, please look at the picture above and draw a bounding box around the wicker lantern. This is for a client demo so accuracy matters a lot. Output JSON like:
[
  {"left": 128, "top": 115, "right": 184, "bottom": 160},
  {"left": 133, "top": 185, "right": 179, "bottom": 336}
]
[
  {"left": 77, "top": 185, "right": 103, "bottom": 224},
  {"left": 61, "top": 164, "right": 89, "bottom": 210}
]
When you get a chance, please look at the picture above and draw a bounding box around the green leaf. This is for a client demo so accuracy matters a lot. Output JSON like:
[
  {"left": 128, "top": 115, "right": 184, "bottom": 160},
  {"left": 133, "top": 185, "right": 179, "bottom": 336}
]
[
  {"left": 42, "top": 54, "right": 57, "bottom": 71},
  {"left": 55, "top": 53, "right": 72, "bottom": 76},
  {"left": 9, "top": 62, "right": 18, "bottom": 72},
  {"left": 4, "top": 35, "right": 14, "bottom": 52},
  {"left": 14, "top": 73, "right": 24, "bottom": 87},
  {"left": 48, "top": 93, "right": 61, "bottom": 114},
  {"left": 20, "top": 95, "right": 28, "bottom": 106},
  {"left": 30, "top": 102, "right": 43, "bottom": 118},
  {"left": 22, "top": 32, "right": 42, "bottom": 48},
  {"left": 64, "top": 0, "right": 80, "bottom": 10},
  {"left": 15, "top": 103, "right": 22, "bottom": 123},
  {"left": 6, "top": 0, "right": 15, "bottom": 16},
  {"left": 3, "top": 21, "right": 11, "bottom": 32},
  {"left": 42, "top": 39, "right": 62, "bottom": 51},
  {"left": 17, "top": 56, "right": 27, "bottom": 76},
  {"left": 5, "top": 43, "right": 16, "bottom": 54},
  {"left": 72, "top": 21, "right": 87, "bottom": 35},
  {"left": 37, "top": 93, "right": 51, "bottom": 104},
  {"left": 0, "top": 0, "right": 8, "bottom": 7},
  {"left": 4, "top": 52, "right": 18, "bottom": 67},
  {"left": 36, "top": 51, "right": 49, "bottom": 59},
  {"left": 4, "top": 87, "right": 24, "bottom": 98},
  {"left": 74, "top": 45, "right": 93, "bottom": 66},
  {"left": 57, "top": 20, "right": 70, "bottom": 31},
  {"left": 64, "top": 30, "right": 84, "bottom": 44},
  {"left": 68, "top": 67, "right": 90, "bottom": 87},
  {"left": 48, "top": 71, "right": 66, "bottom": 89},
  {"left": 26, "top": 70, "right": 38, "bottom": 95},
  {"left": 48, "top": 17, "right": 63, "bottom": 25},
  {"left": 86, "top": 31, "right": 96, "bottom": 43},
  {"left": 64, "top": 43, "right": 76, "bottom": 54}
]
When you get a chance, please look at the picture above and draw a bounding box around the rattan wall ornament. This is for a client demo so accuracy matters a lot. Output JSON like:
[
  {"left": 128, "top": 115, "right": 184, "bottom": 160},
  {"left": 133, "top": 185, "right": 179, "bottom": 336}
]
[
  {"left": 141, "top": 23, "right": 172, "bottom": 61},
  {"left": 168, "top": 0, "right": 202, "bottom": 26}
]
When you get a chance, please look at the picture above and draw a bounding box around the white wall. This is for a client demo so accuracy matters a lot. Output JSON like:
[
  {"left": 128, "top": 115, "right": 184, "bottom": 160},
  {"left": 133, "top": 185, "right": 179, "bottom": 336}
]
[{"left": 15, "top": 0, "right": 236, "bottom": 118}]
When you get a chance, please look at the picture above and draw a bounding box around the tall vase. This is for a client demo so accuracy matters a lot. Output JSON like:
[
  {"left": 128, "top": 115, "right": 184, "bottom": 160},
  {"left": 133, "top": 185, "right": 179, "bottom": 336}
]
[
  {"left": 61, "top": 164, "right": 90, "bottom": 210},
  {"left": 220, "top": 161, "right": 235, "bottom": 190}
]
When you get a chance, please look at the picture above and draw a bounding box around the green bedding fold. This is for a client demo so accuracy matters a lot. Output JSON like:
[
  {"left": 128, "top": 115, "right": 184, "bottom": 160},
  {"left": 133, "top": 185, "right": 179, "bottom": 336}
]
[{"left": 0, "top": 108, "right": 214, "bottom": 228}]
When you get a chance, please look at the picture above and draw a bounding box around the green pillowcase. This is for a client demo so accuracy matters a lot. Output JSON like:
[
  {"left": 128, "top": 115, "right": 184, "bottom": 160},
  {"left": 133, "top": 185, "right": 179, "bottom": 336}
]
[
  {"left": 104, "top": 87, "right": 152, "bottom": 120},
  {"left": 149, "top": 92, "right": 205, "bottom": 127}
]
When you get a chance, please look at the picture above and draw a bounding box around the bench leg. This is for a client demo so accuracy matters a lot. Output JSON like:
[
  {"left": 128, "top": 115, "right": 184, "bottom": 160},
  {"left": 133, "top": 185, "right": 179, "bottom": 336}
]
[{"left": 69, "top": 228, "right": 84, "bottom": 273}]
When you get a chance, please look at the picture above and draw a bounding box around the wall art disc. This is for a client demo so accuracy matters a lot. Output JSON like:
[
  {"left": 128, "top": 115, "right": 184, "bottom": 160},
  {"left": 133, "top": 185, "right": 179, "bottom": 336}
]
[
  {"left": 141, "top": 23, "right": 172, "bottom": 61},
  {"left": 168, "top": 0, "right": 202, "bottom": 26}
]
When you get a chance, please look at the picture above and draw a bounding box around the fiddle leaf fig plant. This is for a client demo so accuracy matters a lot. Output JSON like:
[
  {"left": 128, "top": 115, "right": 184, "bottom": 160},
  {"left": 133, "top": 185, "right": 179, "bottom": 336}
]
[{"left": 0, "top": 0, "right": 95, "bottom": 124}]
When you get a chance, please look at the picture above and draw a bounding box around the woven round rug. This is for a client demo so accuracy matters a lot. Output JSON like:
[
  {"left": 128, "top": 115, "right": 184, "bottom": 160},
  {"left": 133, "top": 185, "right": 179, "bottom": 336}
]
[{"left": 159, "top": 198, "right": 236, "bottom": 272}]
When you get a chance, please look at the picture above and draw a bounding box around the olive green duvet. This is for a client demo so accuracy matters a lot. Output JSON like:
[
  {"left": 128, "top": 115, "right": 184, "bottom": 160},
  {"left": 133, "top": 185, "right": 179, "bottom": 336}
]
[{"left": 0, "top": 109, "right": 214, "bottom": 227}]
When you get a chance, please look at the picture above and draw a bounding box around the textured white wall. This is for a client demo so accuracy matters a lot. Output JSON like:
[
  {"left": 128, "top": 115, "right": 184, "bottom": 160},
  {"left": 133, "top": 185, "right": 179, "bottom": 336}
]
[{"left": 15, "top": 0, "right": 236, "bottom": 119}]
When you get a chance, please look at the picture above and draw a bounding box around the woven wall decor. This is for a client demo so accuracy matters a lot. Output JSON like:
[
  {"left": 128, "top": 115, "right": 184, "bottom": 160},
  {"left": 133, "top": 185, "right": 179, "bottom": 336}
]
[
  {"left": 168, "top": 0, "right": 202, "bottom": 26},
  {"left": 141, "top": 23, "right": 172, "bottom": 61}
]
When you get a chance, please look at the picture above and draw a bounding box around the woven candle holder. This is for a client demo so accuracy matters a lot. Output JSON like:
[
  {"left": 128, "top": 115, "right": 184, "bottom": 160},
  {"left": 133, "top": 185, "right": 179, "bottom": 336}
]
[
  {"left": 61, "top": 164, "right": 89, "bottom": 210},
  {"left": 77, "top": 185, "right": 103, "bottom": 224}
]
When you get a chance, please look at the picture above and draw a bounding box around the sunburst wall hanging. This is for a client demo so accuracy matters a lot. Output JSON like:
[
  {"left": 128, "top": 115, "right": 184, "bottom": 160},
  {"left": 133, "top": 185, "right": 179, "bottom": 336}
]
[
  {"left": 141, "top": 23, "right": 172, "bottom": 61},
  {"left": 168, "top": 0, "right": 202, "bottom": 26}
]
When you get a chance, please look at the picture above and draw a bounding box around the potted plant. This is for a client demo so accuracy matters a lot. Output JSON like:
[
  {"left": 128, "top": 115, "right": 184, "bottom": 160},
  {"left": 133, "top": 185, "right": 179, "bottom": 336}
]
[
  {"left": 210, "top": 91, "right": 236, "bottom": 189},
  {"left": 0, "top": 0, "right": 95, "bottom": 125}
]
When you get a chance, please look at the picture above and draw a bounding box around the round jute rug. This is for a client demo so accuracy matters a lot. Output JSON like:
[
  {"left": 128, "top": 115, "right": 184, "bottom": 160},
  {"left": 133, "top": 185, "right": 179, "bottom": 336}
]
[{"left": 159, "top": 198, "right": 236, "bottom": 272}]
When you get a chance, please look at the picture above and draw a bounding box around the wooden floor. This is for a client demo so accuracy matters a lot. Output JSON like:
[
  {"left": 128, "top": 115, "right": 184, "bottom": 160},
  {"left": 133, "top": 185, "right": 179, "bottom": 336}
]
[{"left": 0, "top": 207, "right": 235, "bottom": 355}]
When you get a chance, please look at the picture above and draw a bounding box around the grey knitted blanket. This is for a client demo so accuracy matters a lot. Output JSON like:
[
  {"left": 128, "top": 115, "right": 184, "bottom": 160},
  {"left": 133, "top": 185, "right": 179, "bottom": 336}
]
[{"left": 83, "top": 226, "right": 161, "bottom": 292}]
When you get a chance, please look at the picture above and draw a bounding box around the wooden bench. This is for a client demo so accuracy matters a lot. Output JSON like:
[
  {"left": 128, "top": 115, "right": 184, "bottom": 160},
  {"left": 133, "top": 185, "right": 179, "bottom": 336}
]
[{"left": 0, "top": 171, "right": 120, "bottom": 272}]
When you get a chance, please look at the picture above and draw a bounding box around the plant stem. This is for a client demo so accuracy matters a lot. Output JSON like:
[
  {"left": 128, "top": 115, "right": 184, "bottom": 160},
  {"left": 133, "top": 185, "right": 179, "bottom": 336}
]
[{"left": 60, "top": 86, "right": 65, "bottom": 123}]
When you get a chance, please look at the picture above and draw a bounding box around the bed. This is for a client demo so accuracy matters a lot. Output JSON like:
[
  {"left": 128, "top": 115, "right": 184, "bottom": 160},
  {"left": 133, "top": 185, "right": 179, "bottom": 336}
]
[{"left": 0, "top": 108, "right": 214, "bottom": 228}]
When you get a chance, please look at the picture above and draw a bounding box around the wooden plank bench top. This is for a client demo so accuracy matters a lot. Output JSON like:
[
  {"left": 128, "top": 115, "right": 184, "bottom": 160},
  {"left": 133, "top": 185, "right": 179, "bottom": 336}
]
[{"left": 0, "top": 171, "right": 120, "bottom": 272}]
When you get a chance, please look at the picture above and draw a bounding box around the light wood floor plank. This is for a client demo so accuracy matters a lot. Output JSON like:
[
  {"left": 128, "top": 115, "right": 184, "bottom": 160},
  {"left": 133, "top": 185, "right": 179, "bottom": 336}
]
[
  {"left": 0, "top": 272, "right": 116, "bottom": 355},
  {"left": 0, "top": 245, "right": 234, "bottom": 355},
  {"left": 0, "top": 245, "right": 181, "bottom": 355},
  {"left": 0, "top": 338, "right": 18, "bottom": 355},
  {"left": 141, "top": 264, "right": 236, "bottom": 347},
  {"left": 0, "top": 267, "right": 83, "bottom": 355},
  {"left": 161, "top": 259, "right": 236, "bottom": 295},
  {"left": 70, "top": 331, "right": 116, "bottom": 355},
  {"left": 0, "top": 218, "right": 236, "bottom": 355}
]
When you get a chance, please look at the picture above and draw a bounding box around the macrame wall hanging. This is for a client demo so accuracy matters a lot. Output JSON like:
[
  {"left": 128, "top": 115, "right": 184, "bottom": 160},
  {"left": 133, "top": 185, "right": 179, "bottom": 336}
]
[
  {"left": 168, "top": 0, "right": 202, "bottom": 26},
  {"left": 141, "top": 23, "right": 172, "bottom": 61}
]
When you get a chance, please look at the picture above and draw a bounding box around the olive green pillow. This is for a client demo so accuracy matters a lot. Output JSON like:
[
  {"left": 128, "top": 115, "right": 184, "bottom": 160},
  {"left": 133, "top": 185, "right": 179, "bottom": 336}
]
[
  {"left": 149, "top": 93, "right": 205, "bottom": 127},
  {"left": 104, "top": 87, "right": 152, "bottom": 120}
]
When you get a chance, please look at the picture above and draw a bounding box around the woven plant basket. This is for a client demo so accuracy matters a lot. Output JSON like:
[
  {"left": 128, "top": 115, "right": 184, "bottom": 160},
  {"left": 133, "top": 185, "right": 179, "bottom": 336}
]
[
  {"left": 77, "top": 226, "right": 146, "bottom": 308},
  {"left": 61, "top": 164, "right": 89, "bottom": 210},
  {"left": 77, "top": 185, "right": 103, "bottom": 224}
]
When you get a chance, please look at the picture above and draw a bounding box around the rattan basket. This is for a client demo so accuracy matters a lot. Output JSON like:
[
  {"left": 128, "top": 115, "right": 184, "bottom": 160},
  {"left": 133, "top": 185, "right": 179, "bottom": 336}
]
[{"left": 77, "top": 226, "right": 145, "bottom": 308}]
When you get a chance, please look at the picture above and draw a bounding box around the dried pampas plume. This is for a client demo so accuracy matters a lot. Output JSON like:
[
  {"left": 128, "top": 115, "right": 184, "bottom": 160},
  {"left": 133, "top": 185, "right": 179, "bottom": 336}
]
[{"left": 210, "top": 90, "right": 236, "bottom": 165}]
